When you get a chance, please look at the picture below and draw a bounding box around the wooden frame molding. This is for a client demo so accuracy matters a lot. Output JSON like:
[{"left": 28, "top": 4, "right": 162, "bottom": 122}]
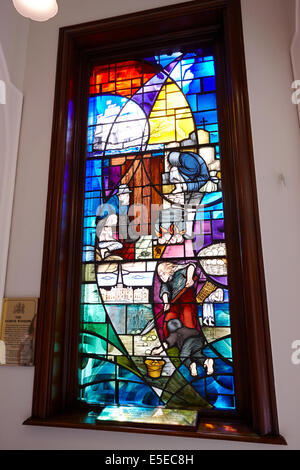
[{"left": 24, "top": 0, "right": 286, "bottom": 445}]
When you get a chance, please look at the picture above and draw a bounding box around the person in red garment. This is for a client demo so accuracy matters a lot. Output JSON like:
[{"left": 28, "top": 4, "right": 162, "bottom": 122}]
[{"left": 157, "top": 261, "right": 199, "bottom": 339}]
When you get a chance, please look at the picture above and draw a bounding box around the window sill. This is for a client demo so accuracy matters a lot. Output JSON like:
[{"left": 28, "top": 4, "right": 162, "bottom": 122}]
[{"left": 23, "top": 412, "right": 287, "bottom": 446}]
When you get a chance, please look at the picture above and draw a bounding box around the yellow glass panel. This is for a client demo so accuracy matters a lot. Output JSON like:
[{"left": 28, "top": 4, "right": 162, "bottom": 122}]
[
  {"left": 153, "top": 245, "right": 166, "bottom": 259},
  {"left": 149, "top": 116, "right": 176, "bottom": 144},
  {"left": 162, "top": 184, "right": 175, "bottom": 194},
  {"left": 175, "top": 109, "right": 191, "bottom": 117},
  {"left": 197, "top": 129, "right": 210, "bottom": 145},
  {"left": 166, "top": 93, "right": 188, "bottom": 111},
  {"left": 176, "top": 117, "right": 195, "bottom": 142},
  {"left": 149, "top": 78, "right": 195, "bottom": 144},
  {"left": 151, "top": 110, "right": 167, "bottom": 118},
  {"left": 154, "top": 99, "right": 166, "bottom": 111}
]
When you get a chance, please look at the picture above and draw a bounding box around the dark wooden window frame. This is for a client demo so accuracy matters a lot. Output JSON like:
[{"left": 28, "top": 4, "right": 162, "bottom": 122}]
[{"left": 24, "top": 0, "right": 286, "bottom": 445}]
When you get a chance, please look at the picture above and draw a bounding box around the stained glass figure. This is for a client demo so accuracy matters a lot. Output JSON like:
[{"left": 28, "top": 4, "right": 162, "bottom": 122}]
[{"left": 79, "top": 49, "right": 236, "bottom": 425}]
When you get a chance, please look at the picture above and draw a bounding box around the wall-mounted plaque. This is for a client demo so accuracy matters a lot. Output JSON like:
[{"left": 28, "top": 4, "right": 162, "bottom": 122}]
[{"left": 0, "top": 298, "right": 38, "bottom": 366}]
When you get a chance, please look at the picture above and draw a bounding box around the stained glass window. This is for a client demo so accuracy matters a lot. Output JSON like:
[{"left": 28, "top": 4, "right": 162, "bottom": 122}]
[{"left": 79, "top": 48, "right": 235, "bottom": 425}]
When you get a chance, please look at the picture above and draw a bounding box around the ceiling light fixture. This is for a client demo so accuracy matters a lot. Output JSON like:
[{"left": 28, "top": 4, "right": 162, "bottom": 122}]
[{"left": 12, "top": 0, "right": 58, "bottom": 22}]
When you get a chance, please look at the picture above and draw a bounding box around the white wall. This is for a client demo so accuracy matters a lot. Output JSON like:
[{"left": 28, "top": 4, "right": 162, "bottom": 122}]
[
  {"left": 0, "top": 0, "right": 29, "bottom": 92},
  {"left": 241, "top": 0, "right": 300, "bottom": 450},
  {"left": 1, "top": 0, "right": 300, "bottom": 449},
  {"left": 0, "top": 0, "right": 28, "bottom": 357}
]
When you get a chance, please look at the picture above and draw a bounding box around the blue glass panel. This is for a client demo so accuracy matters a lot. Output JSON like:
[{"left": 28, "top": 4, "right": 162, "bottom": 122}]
[
  {"left": 186, "top": 94, "right": 197, "bottom": 112},
  {"left": 203, "top": 76, "right": 216, "bottom": 92},
  {"left": 84, "top": 198, "right": 99, "bottom": 217},
  {"left": 181, "top": 80, "right": 192, "bottom": 95},
  {"left": 206, "top": 123, "right": 218, "bottom": 132},
  {"left": 178, "top": 364, "right": 196, "bottom": 381},
  {"left": 202, "top": 345, "right": 219, "bottom": 359},
  {"left": 82, "top": 246, "right": 94, "bottom": 262},
  {"left": 85, "top": 177, "right": 102, "bottom": 192},
  {"left": 210, "top": 131, "right": 219, "bottom": 143},
  {"left": 206, "top": 376, "right": 234, "bottom": 395},
  {"left": 212, "top": 211, "right": 224, "bottom": 220},
  {"left": 191, "top": 377, "right": 205, "bottom": 397},
  {"left": 83, "top": 227, "right": 96, "bottom": 246},
  {"left": 201, "top": 192, "right": 223, "bottom": 206},
  {"left": 88, "top": 95, "right": 127, "bottom": 127},
  {"left": 84, "top": 381, "right": 116, "bottom": 405},
  {"left": 205, "top": 202, "right": 223, "bottom": 211},
  {"left": 197, "top": 93, "right": 217, "bottom": 111},
  {"left": 209, "top": 394, "right": 235, "bottom": 410},
  {"left": 117, "top": 366, "right": 143, "bottom": 382},
  {"left": 85, "top": 159, "right": 102, "bottom": 177},
  {"left": 196, "top": 211, "right": 213, "bottom": 221},
  {"left": 212, "top": 358, "right": 233, "bottom": 375},
  {"left": 84, "top": 216, "right": 96, "bottom": 228},
  {"left": 214, "top": 304, "right": 230, "bottom": 327},
  {"left": 212, "top": 338, "right": 232, "bottom": 360},
  {"left": 152, "top": 151, "right": 164, "bottom": 156},
  {"left": 85, "top": 190, "right": 101, "bottom": 199},
  {"left": 87, "top": 127, "right": 95, "bottom": 146},
  {"left": 79, "top": 359, "right": 116, "bottom": 386},
  {"left": 92, "top": 360, "right": 116, "bottom": 380},
  {"left": 215, "top": 375, "right": 234, "bottom": 392},
  {"left": 183, "top": 78, "right": 201, "bottom": 94},
  {"left": 181, "top": 57, "right": 195, "bottom": 65},
  {"left": 194, "top": 110, "right": 218, "bottom": 127},
  {"left": 183, "top": 61, "right": 215, "bottom": 80},
  {"left": 118, "top": 381, "right": 161, "bottom": 407},
  {"left": 152, "top": 52, "right": 182, "bottom": 68}
]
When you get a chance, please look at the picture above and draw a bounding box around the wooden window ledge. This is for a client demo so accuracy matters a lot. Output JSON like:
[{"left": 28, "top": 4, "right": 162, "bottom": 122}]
[{"left": 23, "top": 413, "right": 286, "bottom": 446}]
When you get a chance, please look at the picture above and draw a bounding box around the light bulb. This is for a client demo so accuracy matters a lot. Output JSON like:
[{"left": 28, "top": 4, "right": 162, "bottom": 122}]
[{"left": 12, "top": 0, "right": 58, "bottom": 22}]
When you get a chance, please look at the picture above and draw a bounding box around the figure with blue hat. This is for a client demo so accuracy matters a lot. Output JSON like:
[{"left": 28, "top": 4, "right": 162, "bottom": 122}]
[
  {"left": 168, "top": 150, "right": 210, "bottom": 193},
  {"left": 168, "top": 151, "right": 216, "bottom": 239}
]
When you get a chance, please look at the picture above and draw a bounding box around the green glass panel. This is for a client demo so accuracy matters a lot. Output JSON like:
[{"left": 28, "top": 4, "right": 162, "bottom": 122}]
[
  {"left": 81, "top": 332, "right": 107, "bottom": 355},
  {"left": 80, "top": 304, "right": 106, "bottom": 322},
  {"left": 82, "top": 263, "right": 96, "bottom": 282},
  {"left": 117, "top": 356, "right": 143, "bottom": 379},
  {"left": 81, "top": 323, "right": 108, "bottom": 338},
  {"left": 81, "top": 283, "right": 100, "bottom": 303}
]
